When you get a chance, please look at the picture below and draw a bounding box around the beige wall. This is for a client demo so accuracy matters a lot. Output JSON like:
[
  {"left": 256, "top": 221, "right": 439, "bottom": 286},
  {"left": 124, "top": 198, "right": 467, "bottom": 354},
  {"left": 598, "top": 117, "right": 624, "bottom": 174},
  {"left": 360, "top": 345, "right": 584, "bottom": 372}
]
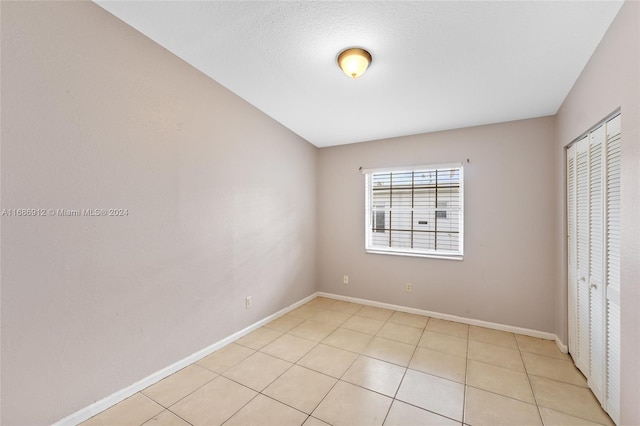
[
  {"left": 554, "top": 1, "right": 640, "bottom": 423},
  {"left": 317, "top": 117, "right": 557, "bottom": 333},
  {"left": 2, "top": 0, "right": 638, "bottom": 424},
  {"left": 0, "top": 2, "right": 317, "bottom": 424}
]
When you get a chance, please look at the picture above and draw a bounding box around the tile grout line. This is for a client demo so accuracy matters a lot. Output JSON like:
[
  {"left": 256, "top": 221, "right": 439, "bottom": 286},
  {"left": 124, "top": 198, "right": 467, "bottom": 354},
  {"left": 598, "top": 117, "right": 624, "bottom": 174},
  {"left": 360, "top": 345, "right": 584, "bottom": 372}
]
[
  {"left": 279, "top": 298, "right": 360, "bottom": 425},
  {"left": 327, "top": 305, "right": 473, "bottom": 424},
  {"left": 218, "top": 338, "right": 334, "bottom": 425},
  {"left": 164, "top": 374, "right": 261, "bottom": 426},
  {"left": 306, "top": 302, "right": 430, "bottom": 425},
  {"left": 140, "top": 372, "right": 220, "bottom": 423},
  {"left": 129, "top": 393, "right": 165, "bottom": 426},
  {"left": 381, "top": 315, "right": 430, "bottom": 425},
  {"left": 462, "top": 322, "right": 471, "bottom": 425},
  {"left": 217, "top": 321, "right": 328, "bottom": 426},
  {"left": 466, "top": 334, "right": 605, "bottom": 423},
  {"left": 128, "top": 350, "right": 255, "bottom": 424},
  {"left": 516, "top": 335, "right": 546, "bottom": 425},
  {"left": 217, "top": 391, "right": 262, "bottom": 426},
  {"left": 249, "top": 393, "right": 317, "bottom": 425},
  {"left": 337, "top": 305, "right": 399, "bottom": 425},
  {"left": 163, "top": 408, "right": 194, "bottom": 426},
  {"left": 391, "top": 315, "right": 467, "bottom": 424},
  {"left": 255, "top": 303, "right": 355, "bottom": 424},
  {"left": 516, "top": 337, "right": 612, "bottom": 425}
]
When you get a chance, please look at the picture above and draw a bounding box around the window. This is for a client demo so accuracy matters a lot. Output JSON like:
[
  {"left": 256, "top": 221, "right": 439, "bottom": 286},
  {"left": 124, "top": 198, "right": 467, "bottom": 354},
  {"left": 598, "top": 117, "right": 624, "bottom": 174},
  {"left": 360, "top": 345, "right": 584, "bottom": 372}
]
[
  {"left": 373, "top": 208, "right": 386, "bottom": 233},
  {"left": 364, "top": 164, "right": 464, "bottom": 259}
]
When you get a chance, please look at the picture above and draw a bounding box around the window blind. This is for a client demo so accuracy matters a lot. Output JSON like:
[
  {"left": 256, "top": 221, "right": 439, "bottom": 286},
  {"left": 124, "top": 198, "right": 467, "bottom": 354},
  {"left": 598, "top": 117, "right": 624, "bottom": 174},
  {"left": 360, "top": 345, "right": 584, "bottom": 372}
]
[{"left": 364, "top": 165, "right": 463, "bottom": 259}]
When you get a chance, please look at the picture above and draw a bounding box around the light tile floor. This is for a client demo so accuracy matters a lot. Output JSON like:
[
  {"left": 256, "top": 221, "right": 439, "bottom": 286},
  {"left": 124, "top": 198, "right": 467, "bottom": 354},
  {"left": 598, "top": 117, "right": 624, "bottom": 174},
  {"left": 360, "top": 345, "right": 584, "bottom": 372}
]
[{"left": 82, "top": 297, "right": 614, "bottom": 426}]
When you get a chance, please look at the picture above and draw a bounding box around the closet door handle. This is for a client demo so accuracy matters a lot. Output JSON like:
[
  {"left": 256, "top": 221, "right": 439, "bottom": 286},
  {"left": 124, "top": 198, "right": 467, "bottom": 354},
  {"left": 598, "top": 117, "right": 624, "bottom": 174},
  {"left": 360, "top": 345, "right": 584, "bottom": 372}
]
[
  {"left": 591, "top": 282, "right": 598, "bottom": 289},
  {"left": 579, "top": 277, "right": 586, "bottom": 283}
]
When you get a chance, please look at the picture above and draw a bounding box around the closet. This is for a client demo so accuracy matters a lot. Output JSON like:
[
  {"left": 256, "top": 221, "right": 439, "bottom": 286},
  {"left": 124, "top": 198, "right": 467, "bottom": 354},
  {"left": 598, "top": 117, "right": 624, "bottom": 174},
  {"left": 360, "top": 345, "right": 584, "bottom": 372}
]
[{"left": 567, "top": 113, "right": 621, "bottom": 424}]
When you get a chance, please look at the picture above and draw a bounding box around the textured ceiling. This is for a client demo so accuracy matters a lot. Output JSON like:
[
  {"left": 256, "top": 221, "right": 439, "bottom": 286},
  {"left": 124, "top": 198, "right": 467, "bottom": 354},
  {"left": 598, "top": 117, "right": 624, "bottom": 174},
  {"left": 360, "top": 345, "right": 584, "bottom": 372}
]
[{"left": 95, "top": 1, "right": 623, "bottom": 147}]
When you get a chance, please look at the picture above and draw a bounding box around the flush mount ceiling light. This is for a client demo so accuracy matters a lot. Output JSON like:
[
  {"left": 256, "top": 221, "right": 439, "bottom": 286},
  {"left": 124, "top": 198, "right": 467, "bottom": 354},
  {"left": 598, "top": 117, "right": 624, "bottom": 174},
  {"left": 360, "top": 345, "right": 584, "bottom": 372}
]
[{"left": 337, "top": 48, "right": 372, "bottom": 79}]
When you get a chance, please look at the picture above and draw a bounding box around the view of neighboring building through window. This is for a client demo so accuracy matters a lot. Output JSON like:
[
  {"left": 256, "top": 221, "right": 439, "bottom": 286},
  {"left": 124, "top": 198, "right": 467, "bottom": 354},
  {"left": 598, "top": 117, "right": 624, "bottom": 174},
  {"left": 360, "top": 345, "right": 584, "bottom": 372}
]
[{"left": 364, "top": 164, "right": 463, "bottom": 259}]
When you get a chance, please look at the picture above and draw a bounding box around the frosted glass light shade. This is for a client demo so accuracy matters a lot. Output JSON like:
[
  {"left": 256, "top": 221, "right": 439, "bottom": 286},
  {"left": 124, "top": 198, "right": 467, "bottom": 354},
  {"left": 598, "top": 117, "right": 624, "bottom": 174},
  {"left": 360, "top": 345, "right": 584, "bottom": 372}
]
[{"left": 338, "top": 48, "right": 372, "bottom": 79}]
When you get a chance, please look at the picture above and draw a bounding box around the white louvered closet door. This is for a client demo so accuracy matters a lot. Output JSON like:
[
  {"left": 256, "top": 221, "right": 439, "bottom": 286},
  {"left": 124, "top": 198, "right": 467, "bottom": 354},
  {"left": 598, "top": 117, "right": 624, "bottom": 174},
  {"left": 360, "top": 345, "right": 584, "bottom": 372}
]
[
  {"left": 588, "top": 125, "right": 605, "bottom": 403},
  {"left": 566, "top": 113, "right": 621, "bottom": 425},
  {"left": 574, "top": 136, "right": 591, "bottom": 376},
  {"left": 567, "top": 144, "right": 577, "bottom": 356},
  {"left": 605, "top": 115, "right": 621, "bottom": 425}
]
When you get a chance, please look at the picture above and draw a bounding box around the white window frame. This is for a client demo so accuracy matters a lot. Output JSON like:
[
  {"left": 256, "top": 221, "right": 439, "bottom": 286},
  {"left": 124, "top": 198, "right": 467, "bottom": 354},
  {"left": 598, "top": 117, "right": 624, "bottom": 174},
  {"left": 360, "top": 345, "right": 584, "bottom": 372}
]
[{"left": 363, "top": 163, "right": 464, "bottom": 260}]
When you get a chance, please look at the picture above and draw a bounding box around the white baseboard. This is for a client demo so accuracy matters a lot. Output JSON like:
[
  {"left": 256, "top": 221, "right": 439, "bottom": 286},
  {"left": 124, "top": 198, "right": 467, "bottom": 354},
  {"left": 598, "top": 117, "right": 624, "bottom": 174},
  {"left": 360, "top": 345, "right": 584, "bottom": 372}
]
[
  {"left": 555, "top": 336, "right": 569, "bottom": 353},
  {"left": 317, "top": 291, "right": 565, "bottom": 346},
  {"left": 53, "top": 292, "right": 319, "bottom": 426}
]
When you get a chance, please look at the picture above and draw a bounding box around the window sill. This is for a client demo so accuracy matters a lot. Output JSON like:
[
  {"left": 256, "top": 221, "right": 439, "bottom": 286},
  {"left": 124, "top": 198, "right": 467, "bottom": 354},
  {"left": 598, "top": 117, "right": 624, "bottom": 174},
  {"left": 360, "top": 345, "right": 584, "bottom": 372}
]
[{"left": 365, "top": 248, "right": 463, "bottom": 261}]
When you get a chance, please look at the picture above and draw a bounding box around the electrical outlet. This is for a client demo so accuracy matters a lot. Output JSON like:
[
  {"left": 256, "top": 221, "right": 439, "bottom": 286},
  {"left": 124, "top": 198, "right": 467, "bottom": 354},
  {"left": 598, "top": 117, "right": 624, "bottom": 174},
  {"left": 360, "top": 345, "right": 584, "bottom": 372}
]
[
  {"left": 343, "top": 275, "right": 349, "bottom": 284},
  {"left": 405, "top": 282, "right": 412, "bottom": 292},
  {"left": 245, "top": 296, "right": 252, "bottom": 309}
]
